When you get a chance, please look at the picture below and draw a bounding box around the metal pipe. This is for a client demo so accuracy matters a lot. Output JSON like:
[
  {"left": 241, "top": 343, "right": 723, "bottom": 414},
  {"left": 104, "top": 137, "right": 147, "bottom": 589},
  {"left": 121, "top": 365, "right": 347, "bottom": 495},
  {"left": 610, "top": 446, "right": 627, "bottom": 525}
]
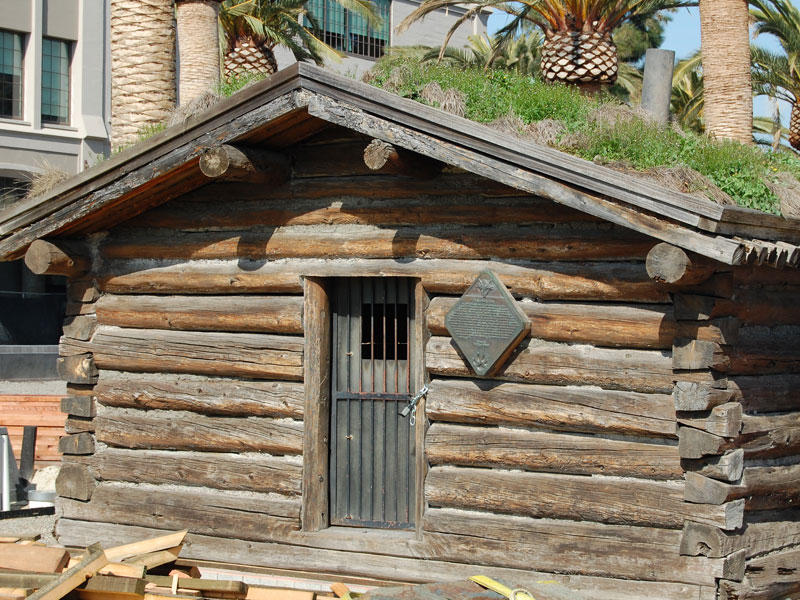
[
  {"left": 1, "top": 435, "right": 10, "bottom": 512},
  {"left": 641, "top": 48, "right": 676, "bottom": 124}
]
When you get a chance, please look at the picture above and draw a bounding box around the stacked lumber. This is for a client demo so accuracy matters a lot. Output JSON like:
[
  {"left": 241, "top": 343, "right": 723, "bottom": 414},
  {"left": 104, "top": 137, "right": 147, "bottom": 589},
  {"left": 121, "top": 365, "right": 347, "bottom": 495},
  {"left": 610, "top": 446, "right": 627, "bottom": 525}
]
[{"left": 0, "top": 395, "right": 64, "bottom": 464}]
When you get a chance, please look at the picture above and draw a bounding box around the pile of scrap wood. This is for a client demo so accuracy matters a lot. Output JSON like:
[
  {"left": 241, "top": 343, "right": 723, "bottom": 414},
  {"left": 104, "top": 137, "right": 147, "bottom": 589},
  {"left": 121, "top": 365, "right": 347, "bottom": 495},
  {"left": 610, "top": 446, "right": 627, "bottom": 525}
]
[{"left": 0, "top": 530, "right": 327, "bottom": 600}]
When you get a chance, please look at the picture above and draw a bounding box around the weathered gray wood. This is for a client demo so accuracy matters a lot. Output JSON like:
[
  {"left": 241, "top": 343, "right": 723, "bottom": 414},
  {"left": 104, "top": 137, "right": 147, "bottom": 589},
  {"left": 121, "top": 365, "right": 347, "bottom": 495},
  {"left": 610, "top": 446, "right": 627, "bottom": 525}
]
[
  {"left": 98, "top": 258, "right": 688, "bottom": 302},
  {"left": 722, "top": 546, "right": 800, "bottom": 595},
  {"left": 682, "top": 449, "right": 744, "bottom": 482},
  {"left": 672, "top": 339, "right": 728, "bottom": 371},
  {"left": 73, "top": 447, "right": 302, "bottom": 496},
  {"left": 427, "top": 335, "right": 695, "bottom": 394},
  {"left": 65, "top": 416, "right": 95, "bottom": 434},
  {"left": 62, "top": 315, "right": 97, "bottom": 342},
  {"left": 67, "top": 280, "right": 99, "bottom": 303},
  {"left": 726, "top": 374, "right": 800, "bottom": 412},
  {"left": 24, "top": 239, "right": 90, "bottom": 277},
  {"left": 422, "top": 508, "right": 734, "bottom": 585},
  {"left": 362, "top": 139, "right": 442, "bottom": 178},
  {"left": 198, "top": 145, "right": 290, "bottom": 185},
  {"left": 58, "top": 432, "right": 95, "bottom": 455},
  {"left": 686, "top": 465, "right": 800, "bottom": 509},
  {"left": 95, "top": 374, "right": 303, "bottom": 418},
  {"left": 679, "top": 427, "right": 732, "bottom": 458},
  {"left": 675, "top": 318, "right": 740, "bottom": 345},
  {"left": 79, "top": 574, "right": 147, "bottom": 596},
  {"left": 425, "top": 466, "right": 744, "bottom": 530},
  {"left": 738, "top": 415, "right": 800, "bottom": 459},
  {"left": 677, "top": 403, "right": 742, "bottom": 438},
  {"left": 425, "top": 423, "right": 681, "bottom": 479},
  {"left": 96, "top": 295, "right": 303, "bottom": 334},
  {"left": 674, "top": 291, "right": 800, "bottom": 325},
  {"left": 144, "top": 576, "right": 245, "bottom": 595},
  {"left": 58, "top": 484, "right": 301, "bottom": 541},
  {"left": 646, "top": 243, "right": 717, "bottom": 285},
  {"left": 427, "top": 298, "right": 676, "bottom": 349},
  {"left": 682, "top": 516, "right": 800, "bottom": 559},
  {"left": 301, "top": 277, "right": 331, "bottom": 532},
  {"left": 56, "top": 354, "right": 98, "bottom": 385},
  {"left": 426, "top": 378, "right": 676, "bottom": 438},
  {"left": 55, "top": 518, "right": 717, "bottom": 600},
  {"left": 94, "top": 411, "right": 303, "bottom": 455},
  {"left": 62, "top": 326, "right": 304, "bottom": 381},
  {"left": 98, "top": 225, "right": 654, "bottom": 262},
  {"left": 674, "top": 382, "right": 733, "bottom": 411},
  {"left": 61, "top": 396, "right": 96, "bottom": 418},
  {"left": 27, "top": 543, "right": 106, "bottom": 600},
  {"left": 55, "top": 462, "right": 95, "bottom": 500}
]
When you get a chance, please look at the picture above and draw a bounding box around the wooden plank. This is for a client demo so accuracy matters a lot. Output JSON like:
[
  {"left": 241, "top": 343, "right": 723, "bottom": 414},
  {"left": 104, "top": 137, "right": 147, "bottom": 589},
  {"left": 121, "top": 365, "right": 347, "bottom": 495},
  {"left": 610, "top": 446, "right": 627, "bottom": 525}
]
[
  {"left": 0, "top": 546, "right": 69, "bottom": 574},
  {"left": 62, "top": 327, "right": 304, "bottom": 381},
  {"left": 425, "top": 423, "right": 682, "bottom": 479},
  {"left": 145, "top": 577, "right": 246, "bottom": 596},
  {"left": 54, "top": 518, "right": 718, "bottom": 600},
  {"left": 94, "top": 375, "right": 304, "bottom": 418},
  {"left": 124, "top": 545, "right": 182, "bottom": 569},
  {"left": 96, "top": 295, "right": 303, "bottom": 335},
  {"left": 0, "top": 577, "right": 56, "bottom": 590},
  {"left": 94, "top": 411, "right": 303, "bottom": 455},
  {"left": 422, "top": 508, "right": 739, "bottom": 585},
  {"left": 73, "top": 447, "right": 302, "bottom": 496},
  {"left": 78, "top": 574, "right": 147, "bottom": 598},
  {"left": 98, "top": 258, "right": 677, "bottom": 302},
  {"left": 59, "top": 485, "right": 301, "bottom": 543},
  {"left": 426, "top": 377, "right": 676, "bottom": 438},
  {"left": 426, "top": 335, "right": 689, "bottom": 394},
  {"left": 26, "top": 543, "right": 107, "bottom": 600},
  {"left": 98, "top": 225, "right": 654, "bottom": 262},
  {"left": 427, "top": 298, "right": 676, "bottom": 349},
  {"left": 425, "top": 466, "right": 744, "bottom": 530},
  {"left": 104, "top": 530, "right": 188, "bottom": 562},
  {"left": 301, "top": 277, "right": 331, "bottom": 532}
]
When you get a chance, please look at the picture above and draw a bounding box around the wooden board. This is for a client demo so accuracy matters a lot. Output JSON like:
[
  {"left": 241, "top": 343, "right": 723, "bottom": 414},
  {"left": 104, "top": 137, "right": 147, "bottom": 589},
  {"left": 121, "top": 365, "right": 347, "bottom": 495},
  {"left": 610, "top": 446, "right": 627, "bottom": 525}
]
[{"left": 0, "top": 546, "right": 69, "bottom": 574}]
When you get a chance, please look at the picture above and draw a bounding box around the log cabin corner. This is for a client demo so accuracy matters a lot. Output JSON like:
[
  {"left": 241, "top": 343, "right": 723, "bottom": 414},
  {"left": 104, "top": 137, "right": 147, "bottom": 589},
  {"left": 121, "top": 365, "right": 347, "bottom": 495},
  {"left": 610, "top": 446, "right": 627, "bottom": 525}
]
[{"left": 0, "top": 63, "right": 798, "bottom": 600}]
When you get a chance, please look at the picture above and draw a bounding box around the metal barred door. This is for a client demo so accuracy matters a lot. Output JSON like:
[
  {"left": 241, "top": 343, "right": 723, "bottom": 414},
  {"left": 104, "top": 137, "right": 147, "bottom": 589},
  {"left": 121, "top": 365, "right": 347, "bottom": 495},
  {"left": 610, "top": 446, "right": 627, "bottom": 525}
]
[{"left": 330, "top": 278, "right": 417, "bottom": 528}]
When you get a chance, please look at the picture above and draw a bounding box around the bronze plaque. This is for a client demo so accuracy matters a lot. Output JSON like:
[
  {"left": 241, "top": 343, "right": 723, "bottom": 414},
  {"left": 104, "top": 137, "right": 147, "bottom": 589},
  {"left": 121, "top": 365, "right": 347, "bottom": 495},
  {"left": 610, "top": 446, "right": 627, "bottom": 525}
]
[{"left": 445, "top": 270, "right": 530, "bottom": 376}]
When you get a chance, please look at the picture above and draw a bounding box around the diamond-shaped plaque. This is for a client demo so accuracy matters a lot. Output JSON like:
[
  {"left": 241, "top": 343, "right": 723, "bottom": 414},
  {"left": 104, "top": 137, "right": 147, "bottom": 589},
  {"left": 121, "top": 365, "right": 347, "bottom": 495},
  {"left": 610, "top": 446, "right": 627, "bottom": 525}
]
[{"left": 445, "top": 270, "right": 530, "bottom": 376}]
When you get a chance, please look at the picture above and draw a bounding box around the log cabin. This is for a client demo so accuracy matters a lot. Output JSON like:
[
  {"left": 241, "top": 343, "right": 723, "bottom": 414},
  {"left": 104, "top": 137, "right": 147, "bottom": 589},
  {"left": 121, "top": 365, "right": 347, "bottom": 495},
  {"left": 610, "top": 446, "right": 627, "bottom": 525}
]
[{"left": 0, "top": 63, "right": 798, "bottom": 600}]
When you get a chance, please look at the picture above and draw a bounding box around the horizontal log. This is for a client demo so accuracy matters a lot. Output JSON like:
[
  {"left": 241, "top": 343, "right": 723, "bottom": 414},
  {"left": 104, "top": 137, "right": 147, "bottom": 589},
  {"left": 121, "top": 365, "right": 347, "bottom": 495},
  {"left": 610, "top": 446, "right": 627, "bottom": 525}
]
[
  {"left": 726, "top": 374, "right": 800, "bottom": 412},
  {"left": 682, "top": 449, "right": 745, "bottom": 482},
  {"left": 362, "top": 139, "right": 443, "bottom": 178},
  {"left": 426, "top": 378, "right": 676, "bottom": 438},
  {"left": 94, "top": 374, "right": 304, "bottom": 418},
  {"left": 678, "top": 427, "right": 732, "bottom": 459},
  {"left": 62, "top": 326, "right": 304, "bottom": 381},
  {"left": 99, "top": 225, "right": 654, "bottom": 262},
  {"left": 674, "top": 382, "right": 733, "bottom": 411},
  {"left": 98, "top": 258, "right": 715, "bottom": 303},
  {"left": 55, "top": 519, "right": 717, "bottom": 600},
  {"left": 646, "top": 243, "right": 717, "bottom": 285},
  {"left": 677, "top": 403, "right": 743, "bottom": 438},
  {"left": 674, "top": 291, "right": 800, "bottom": 325},
  {"left": 198, "top": 145, "right": 290, "bottom": 185},
  {"left": 58, "top": 432, "right": 94, "bottom": 455},
  {"left": 738, "top": 415, "right": 800, "bottom": 459},
  {"left": 94, "top": 410, "right": 303, "bottom": 455},
  {"left": 121, "top": 182, "right": 603, "bottom": 230},
  {"left": 58, "top": 484, "right": 300, "bottom": 541},
  {"left": 681, "top": 517, "right": 800, "bottom": 558},
  {"left": 425, "top": 466, "right": 744, "bottom": 530},
  {"left": 719, "top": 576, "right": 800, "bottom": 600},
  {"left": 427, "top": 297, "right": 675, "bottom": 349},
  {"left": 685, "top": 466, "right": 800, "bottom": 509},
  {"left": 427, "top": 336, "right": 688, "bottom": 394},
  {"left": 672, "top": 339, "right": 729, "bottom": 371},
  {"left": 61, "top": 396, "right": 95, "bottom": 418},
  {"left": 425, "top": 422, "right": 681, "bottom": 479},
  {"left": 72, "top": 447, "right": 302, "bottom": 496},
  {"left": 422, "top": 508, "right": 737, "bottom": 585},
  {"left": 65, "top": 416, "right": 94, "bottom": 434},
  {"left": 95, "top": 295, "right": 303, "bottom": 334},
  {"left": 55, "top": 462, "right": 95, "bottom": 501},
  {"left": 675, "top": 318, "right": 740, "bottom": 345},
  {"left": 732, "top": 546, "right": 800, "bottom": 590},
  {"left": 24, "top": 239, "right": 90, "bottom": 277}
]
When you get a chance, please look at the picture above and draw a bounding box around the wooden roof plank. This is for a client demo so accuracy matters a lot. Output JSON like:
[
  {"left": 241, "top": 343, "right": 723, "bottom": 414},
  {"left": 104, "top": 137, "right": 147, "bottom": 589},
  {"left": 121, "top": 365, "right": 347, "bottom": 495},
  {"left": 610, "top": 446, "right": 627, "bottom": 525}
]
[{"left": 305, "top": 93, "right": 746, "bottom": 266}]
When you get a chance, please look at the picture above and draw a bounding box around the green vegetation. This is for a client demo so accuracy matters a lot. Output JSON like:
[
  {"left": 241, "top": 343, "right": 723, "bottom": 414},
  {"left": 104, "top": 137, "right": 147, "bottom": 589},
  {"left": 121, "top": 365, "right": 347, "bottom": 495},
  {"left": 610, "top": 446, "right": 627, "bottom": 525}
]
[{"left": 368, "top": 55, "right": 800, "bottom": 214}]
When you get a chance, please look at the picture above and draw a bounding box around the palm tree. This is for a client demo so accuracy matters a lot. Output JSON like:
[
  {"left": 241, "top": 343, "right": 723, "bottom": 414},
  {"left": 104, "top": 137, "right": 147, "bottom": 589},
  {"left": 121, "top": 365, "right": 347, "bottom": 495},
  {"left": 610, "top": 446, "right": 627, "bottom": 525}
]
[
  {"left": 219, "top": 0, "right": 381, "bottom": 80},
  {"left": 398, "top": 0, "right": 692, "bottom": 91},
  {"left": 421, "top": 31, "right": 543, "bottom": 76},
  {"left": 176, "top": 0, "right": 223, "bottom": 105},
  {"left": 750, "top": 0, "right": 800, "bottom": 149},
  {"left": 699, "top": 0, "right": 752, "bottom": 143},
  {"left": 110, "top": 0, "right": 176, "bottom": 151}
]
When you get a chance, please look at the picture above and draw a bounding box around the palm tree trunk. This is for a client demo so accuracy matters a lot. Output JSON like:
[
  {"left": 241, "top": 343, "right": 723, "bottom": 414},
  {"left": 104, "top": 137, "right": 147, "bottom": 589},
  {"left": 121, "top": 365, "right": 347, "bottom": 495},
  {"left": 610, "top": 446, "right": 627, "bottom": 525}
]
[
  {"left": 110, "top": 0, "right": 177, "bottom": 151},
  {"left": 699, "top": 0, "right": 752, "bottom": 144},
  {"left": 176, "top": 0, "right": 222, "bottom": 106},
  {"left": 789, "top": 100, "right": 800, "bottom": 150}
]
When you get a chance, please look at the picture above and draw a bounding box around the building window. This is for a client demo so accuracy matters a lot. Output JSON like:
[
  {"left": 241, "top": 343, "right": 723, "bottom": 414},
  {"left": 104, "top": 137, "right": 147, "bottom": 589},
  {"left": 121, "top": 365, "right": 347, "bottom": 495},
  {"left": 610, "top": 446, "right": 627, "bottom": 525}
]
[
  {"left": 0, "top": 30, "right": 24, "bottom": 119},
  {"left": 306, "top": 0, "right": 390, "bottom": 59},
  {"left": 330, "top": 278, "right": 418, "bottom": 529},
  {"left": 41, "top": 37, "right": 70, "bottom": 125}
]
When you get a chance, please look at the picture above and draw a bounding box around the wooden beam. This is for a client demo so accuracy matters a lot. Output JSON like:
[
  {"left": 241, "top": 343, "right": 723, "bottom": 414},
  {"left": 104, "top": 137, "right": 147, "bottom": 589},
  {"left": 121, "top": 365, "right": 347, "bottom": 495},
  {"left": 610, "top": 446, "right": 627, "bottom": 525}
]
[
  {"left": 682, "top": 449, "right": 744, "bottom": 482},
  {"left": 677, "top": 402, "right": 742, "bottom": 438},
  {"left": 678, "top": 427, "right": 731, "bottom": 459},
  {"left": 685, "top": 465, "right": 800, "bottom": 510},
  {"left": 672, "top": 339, "right": 728, "bottom": 371},
  {"left": 56, "top": 354, "right": 98, "bottom": 385},
  {"left": 104, "top": 530, "right": 188, "bottom": 562},
  {"left": 198, "top": 145, "right": 290, "bottom": 185},
  {"left": 55, "top": 462, "right": 95, "bottom": 501},
  {"left": 301, "top": 277, "right": 331, "bottom": 532},
  {"left": 27, "top": 543, "right": 107, "bottom": 600},
  {"left": 646, "top": 243, "right": 717, "bottom": 285},
  {"left": 58, "top": 432, "right": 95, "bottom": 455},
  {"left": 362, "top": 139, "right": 442, "bottom": 178},
  {"left": 61, "top": 396, "right": 96, "bottom": 418},
  {"left": 0, "top": 546, "right": 69, "bottom": 574},
  {"left": 24, "top": 239, "right": 90, "bottom": 277},
  {"left": 674, "top": 381, "right": 733, "bottom": 411},
  {"left": 682, "top": 518, "right": 800, "bottom": 559}
]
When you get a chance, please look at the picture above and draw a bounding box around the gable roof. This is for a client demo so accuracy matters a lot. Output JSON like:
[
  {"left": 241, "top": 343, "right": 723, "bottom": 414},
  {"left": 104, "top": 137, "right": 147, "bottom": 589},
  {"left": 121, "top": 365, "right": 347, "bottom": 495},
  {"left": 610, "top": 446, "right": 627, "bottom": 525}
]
[{"left": 1, "top": 62, "right": 799, "bottom": 267}]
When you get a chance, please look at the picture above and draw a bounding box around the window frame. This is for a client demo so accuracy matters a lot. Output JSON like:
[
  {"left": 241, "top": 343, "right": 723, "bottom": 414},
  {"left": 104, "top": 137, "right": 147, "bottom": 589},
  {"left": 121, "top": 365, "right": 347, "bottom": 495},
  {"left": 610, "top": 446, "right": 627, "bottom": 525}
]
[
  {"left": 40, "top": 36, "right": 71, "bottom": 126},
  {"left": 0, "top": 29, "right": 25, "bottom": 120}
]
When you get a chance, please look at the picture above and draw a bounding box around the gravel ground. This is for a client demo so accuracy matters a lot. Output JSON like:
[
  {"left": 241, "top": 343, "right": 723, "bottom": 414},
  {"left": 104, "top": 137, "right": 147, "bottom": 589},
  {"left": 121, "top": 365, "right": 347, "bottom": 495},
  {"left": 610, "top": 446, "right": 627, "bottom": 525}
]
[{"left": 0, "top": 513, "right": 58, "bottom": 545}]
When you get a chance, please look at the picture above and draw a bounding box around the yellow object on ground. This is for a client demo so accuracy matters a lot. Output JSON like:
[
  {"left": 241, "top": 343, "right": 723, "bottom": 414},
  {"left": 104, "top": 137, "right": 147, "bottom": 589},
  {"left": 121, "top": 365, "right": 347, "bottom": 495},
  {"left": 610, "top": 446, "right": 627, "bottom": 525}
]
[{"left": 469, "top": 576, "right": 536, "bottom": 600}]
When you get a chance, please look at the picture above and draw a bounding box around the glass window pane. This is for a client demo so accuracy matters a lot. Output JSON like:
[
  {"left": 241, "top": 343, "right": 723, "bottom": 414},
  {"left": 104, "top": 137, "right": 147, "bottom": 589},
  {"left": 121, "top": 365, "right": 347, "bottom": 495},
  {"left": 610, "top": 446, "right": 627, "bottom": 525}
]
[
  {"left": 41, "top": 37, "right": 70, "bottom": 125},
  {"left": 0, "top": 29, "right": 24, "bottom": 119}
]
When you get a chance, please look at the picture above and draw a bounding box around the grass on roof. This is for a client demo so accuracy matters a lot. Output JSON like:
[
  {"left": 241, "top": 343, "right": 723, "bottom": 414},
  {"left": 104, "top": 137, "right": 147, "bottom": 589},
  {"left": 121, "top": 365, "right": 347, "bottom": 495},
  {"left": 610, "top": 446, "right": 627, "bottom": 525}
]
[{"left": 365, "top": 54, "right": 800, "bottom": 216}]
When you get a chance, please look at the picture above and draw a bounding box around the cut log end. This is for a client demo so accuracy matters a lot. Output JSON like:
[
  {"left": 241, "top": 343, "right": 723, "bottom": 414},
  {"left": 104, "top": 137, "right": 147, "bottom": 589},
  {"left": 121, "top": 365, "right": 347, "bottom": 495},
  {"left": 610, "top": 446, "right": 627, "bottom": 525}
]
[
  {"left": 646, "top": 243, "right": 716, "bottom": 285},
  {"left": 24, "top": 239, "right": 90, "bottom": 277}
]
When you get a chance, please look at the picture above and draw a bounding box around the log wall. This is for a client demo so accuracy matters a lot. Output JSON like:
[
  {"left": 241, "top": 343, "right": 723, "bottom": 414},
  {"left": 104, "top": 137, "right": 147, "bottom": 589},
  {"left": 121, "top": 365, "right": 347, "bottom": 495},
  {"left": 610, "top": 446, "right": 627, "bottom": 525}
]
[{"left": 50, "top": 128, "right": 797, "bottom": 599}]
